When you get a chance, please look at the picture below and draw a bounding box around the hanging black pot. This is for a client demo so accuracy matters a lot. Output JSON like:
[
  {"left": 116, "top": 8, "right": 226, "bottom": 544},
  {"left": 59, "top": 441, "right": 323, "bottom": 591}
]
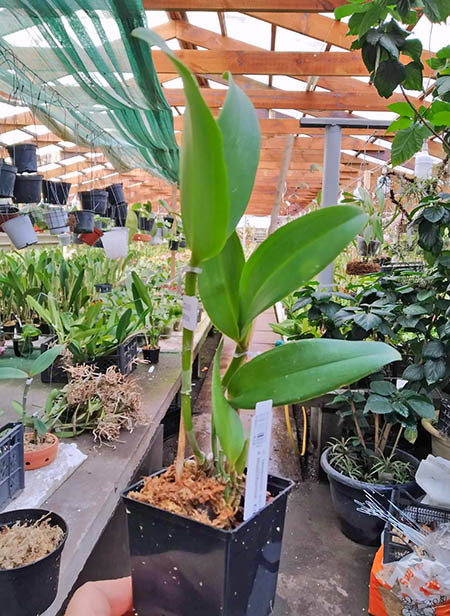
[
  {"left": 43, "top": 180, "right": 71, "bottom": 205},
  {"left": 142, "top": 347, "right": 160, "bottom": 364},
  {"left": 106, "top": 183, "right": 125, "bottom": 206},
  {"left": 0, "top": 161, "right": 17, "bottom": 198},
  {"left": 7, "top": 143, "right": 38, "bottom": 173},
  {"left": 168, "top": 239, "right": 179, "bottom": 251},
  {"left": 320, "top": 447, "right": 420, "bottom": 545},
  {"left": 164, "top": 215, "right": 174, "bottom": 228},
  {"left": 138, "top": 216, "right": 154, "bottom": 232},
  {"left": 114, "top": 203, "right": 128, "bottom": 226},
  {"left": 73, "top": 210, "right": 95, "bottom": 234},
  {"left": 0, "top": 508, "right": 68, "bottom": 616},
  {"left": 123, "top": 472, "right": 293, "bottom": 616},
  {"left": 79, "top": 189, "right": 108, "bottom": 215},
  {"left": 13, "top": 174, "right": 42, "bottom": 204},
  {"left": 95, "top": 283, "right": 113, "bottom": 293}
]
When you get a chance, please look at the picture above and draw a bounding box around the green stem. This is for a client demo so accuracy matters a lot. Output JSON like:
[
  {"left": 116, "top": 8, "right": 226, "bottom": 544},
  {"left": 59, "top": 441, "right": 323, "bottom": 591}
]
[{"left": 222, "top": 327, "right": 253, "bottom": 388}]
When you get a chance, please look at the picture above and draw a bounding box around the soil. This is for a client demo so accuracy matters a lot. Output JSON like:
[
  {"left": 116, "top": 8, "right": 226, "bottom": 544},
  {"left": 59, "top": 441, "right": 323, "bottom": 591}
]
[
  {"left": 0, "top": 516, "right": 64, "bottom": 570},
  {"left": 24, "top": 432, "right": 56, "bottom": 453},
  {"left": 129, "top": 459, "right": 240, "bottom": 529},
  {"left": 346, "top": 261, "right": 381, "bottom": 275}
]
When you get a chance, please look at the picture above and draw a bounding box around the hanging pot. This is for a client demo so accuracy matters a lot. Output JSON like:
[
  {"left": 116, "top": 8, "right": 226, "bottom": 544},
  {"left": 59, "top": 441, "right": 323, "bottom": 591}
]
[
  {"left": 0, "top": 508, "right": 67, "bottom": 616},
  {"left": 13, "top": 174, "right": 42, "bottom": 204},
  {"left": 79, "top": 189, "right": 108, "bottom": 215},
  {"left": 73, "top": 210, "right": 94, "bottom": 234},
  {"left": 0, "top": 205, "right": 19, "bottom": 226},
  {"left": 164, "top": 215, "right": 174, "bottom": 228},
  {"left": 2, "top": 215, "right": 38, "bottom": 249},
  {"left": 7, "top": 143, "right": 38, "bottom": 173},
  {"left": 44, "top": 207, "right": 69, "bottom": 235},
  {"left": 106, "top": 183, "right": 125, "bottom": 206},
  {"left": 42, "top": 180, "right": 71, "bottom": 205},
  {"left": 114, "top": 203, "right": 128, "bottom": 226},
  {"left": 138, "top": 215, "right": 154, "bottom": 232},
  {"left": 168, "top": 239, "right": 179, "bottom": 251},
  {"left": 0, "top": 161, "right": 17, "bottom": 198},
  {"left": 102, "top": 227, "right": 129, "bottom": 259}
]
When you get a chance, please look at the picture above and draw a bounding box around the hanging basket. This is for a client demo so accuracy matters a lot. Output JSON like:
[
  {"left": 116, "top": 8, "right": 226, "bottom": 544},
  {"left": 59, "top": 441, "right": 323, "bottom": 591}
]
[
  {"left": 7, "top": 143, "right": 38, "bottom": 173},
  {"left": 13, "top": 174, "right": 43, "bottom": 204},
  {"left": 44, "top": 208, "right": 69, "bottom": 235},
  {"left": 43, "top": 180, "right": 71, "bottom": 205},
  {"left": 106, "top": 183, "right": 125, "bottom": 206},
  {"left": 2, "top": 215, "right": 38, "bottom": 249},
  {"left": 102, "top": 227, "right": 129, "bottom": 259},
  {"left": 346, "top": 261, "right": 381, "bottom": 275},
  {"left": 0, "top": 161, "right": 17, "bottom": 197}
]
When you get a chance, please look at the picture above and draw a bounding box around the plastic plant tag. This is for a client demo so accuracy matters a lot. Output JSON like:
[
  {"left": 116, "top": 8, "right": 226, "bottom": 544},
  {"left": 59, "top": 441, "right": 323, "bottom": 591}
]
[
  {"left": 396, "top": 378, "right": 407, "bottom": 389},
  {"left": 182, "top": 295, "right": 198, "bottom": 331},
  {"left": 244, "top": 399, "right": 273, "bottom": 521}
]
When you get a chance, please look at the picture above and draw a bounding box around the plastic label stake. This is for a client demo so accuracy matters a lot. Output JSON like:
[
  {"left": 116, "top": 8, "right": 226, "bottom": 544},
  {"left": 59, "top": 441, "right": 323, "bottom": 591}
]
[
  {"left": 244, "top": 399, "right": 273, "bottom": 521},
  {"left": 182, "top": 296, "right": 198, "bottom": 331}
]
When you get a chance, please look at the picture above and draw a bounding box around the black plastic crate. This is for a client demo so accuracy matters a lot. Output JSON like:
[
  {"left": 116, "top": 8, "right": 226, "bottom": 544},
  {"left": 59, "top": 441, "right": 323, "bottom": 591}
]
[
  {"left": 90, "top": 335, "right": 139, "bottom": 375},
  {"left": 383, "top": 489, "right": 450, "bottom": 564},
  {"left": 0, "top": 422, "right": 24, "bottom": 509},
  {"left": 40, "top": 336, "right": 68, "bottom": 384},
  {"left": 437, "top": 399, "right": 450, "bottom": 438}
]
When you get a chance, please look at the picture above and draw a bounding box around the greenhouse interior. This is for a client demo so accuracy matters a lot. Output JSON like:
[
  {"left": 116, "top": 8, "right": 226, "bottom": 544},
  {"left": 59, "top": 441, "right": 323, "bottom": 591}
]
[{"left": 0, "top": 1, "right": 449, "bottom": 615}]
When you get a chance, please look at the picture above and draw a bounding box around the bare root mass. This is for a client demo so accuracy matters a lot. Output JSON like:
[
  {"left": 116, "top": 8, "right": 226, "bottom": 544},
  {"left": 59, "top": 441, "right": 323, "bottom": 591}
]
[
  {"left": 346, "top": 261, "right": 381, "bottom": 275},
  {"left": 129, "top": 460, "right": 240, "bottom": 529},
  {"left": 0, "top": 517, "right": 64, "bottom": 570}
]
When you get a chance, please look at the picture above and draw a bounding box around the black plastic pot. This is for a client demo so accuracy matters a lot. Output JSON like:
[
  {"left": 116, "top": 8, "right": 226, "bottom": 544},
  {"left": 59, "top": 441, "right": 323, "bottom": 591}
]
[
  {"left": 0, "top": 508, "right": 67, "bottom": 616},
  {"left": 168, "top": 239, "right": 179, "bottom": 251},
  {"left": 138, "top": 216, "right": 154, "bottom": 232},
  {"left": 43, "top": 180, "right": 71, "bottom": 205},
  {"left": 320, "top": 447, "right": 420, "bottom": 546},
  {"left": 95, "top": 283, "right": 113, "bottom": 293},
  {"left": 73, "top": 210, "right": 95, "bottom": 234},
  {"left": 7, "top": 143, "right": 37, "bottom": 173},
  {"left": 13, "top": 174, "right": 42, "bottom": 204},
  {"left": 3, "top": 321, "right": 17, "bottom": 336},
  {"left": 179, "top": 237, "right": 186, "bottom": 248},
  {"left": 164, "top": 215, "right": 174, "bottom": 228},
  {"left": 142, "top": 347, "right": 160, "bottom": 364},
  {"left": 13, "top": 337, "right": 35, "bottom": 358},
  {"left": 0, "top": 205, "right": 19, "bottom": 226},
  {"left": 123, "top": 472, "right": 293, "bottom": 616},
  {"left": 0, "top": 161, "right": 17, "bottom": 198},
  {"left": 0, "top": 422, "right": 24, "bottom": 509},
  {"left": 114, "top": 203, "right": 128, "bottom": 226},
  {"left": 106, "top": 183, "right": 125, "bottom": 206},
  {"left": 79, "top": 189, "right": 108, "bottom": 215}
]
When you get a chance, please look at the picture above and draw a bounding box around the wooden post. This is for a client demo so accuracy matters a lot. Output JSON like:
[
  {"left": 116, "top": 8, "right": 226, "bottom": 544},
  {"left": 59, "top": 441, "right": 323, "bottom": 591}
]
[{"left": 268, "top": 133, "right": 295, "bottom": 235}]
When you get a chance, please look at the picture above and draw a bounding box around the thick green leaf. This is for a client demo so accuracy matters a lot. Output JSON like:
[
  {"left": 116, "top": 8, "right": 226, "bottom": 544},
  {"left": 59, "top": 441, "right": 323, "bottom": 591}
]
[
  {"left": 354, "top": 312, "right": 382, "bottom": 331},
  {"left": 391, "top": 124, "right": 430, "bottom": 166},
  {"left": 386, "top": 117, "right": 414, "bottom": 132},
  {"left": 116, "top": 309, "right": 132, "bottom": 344},
  {"left": 424, "top": 358, "right": 446, "bottom": 384},
  {"left": 131, "top": 272, "right": 152, "bottom": 309},
  {"left": 365, "top": 394, "right": 393, "bottom": 414},
  {"left": 407, "top": 394, "right": 435, "bottom": 418},
  {"left": 370, "top": 380, "right": 397, "bottom": 395},
  {"left": 11, "top": 400, "right": 23, "bottom": 415},
  {"left": 403, "top": 61, "right": 423, "bottom": 91},
  {"left": 227, "top": 339, "right": 400, "bottom": 409},
  {"left": 198, "top": 232, "right": 245, "bottom": 341},
  {"left": 423, "top": 340, "right": 446, "bottom": 359},
  {"left": 212, "top": 341, "right": 245, "bottom": 464},
  {"left": 29, "top": 345, "right": 64, "bottom": 377},
  {"left": 402, "top": 363, "right": 424, "bottom": 381},
  {"left": 34, "top": 418, "right": 48, "bottom": 435},
  {"left": 373, "top": 59, "right": 406, "bottom": 98},
  {"left": 0, "top": 367, "right": 28, "bottom": 380},
  {"left": 238, "top": 206, "right": 368, "bottom": 329},
  {"left": 132, "top": 28, "right": 229, "bottom": 265},
  {"left": 217, "top": 74, "right": 261, "bottom": 236},
  {"left": 404, "top": 427, "right": 418, "bottom": 443}
]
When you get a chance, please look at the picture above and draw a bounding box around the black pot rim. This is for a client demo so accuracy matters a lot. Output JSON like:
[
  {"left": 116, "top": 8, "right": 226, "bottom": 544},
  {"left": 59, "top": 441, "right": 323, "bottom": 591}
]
[
  {"left": 123, "top": 471, "right": 294, "bottom": 535},
  {"left": 320, "top": 446, "right": 419, "bottom": 492},
  {"left": 0, "top": 508, "right": 68, "bottom": 573},
  {"left": 14, "top": 174, "right": 43, "bottom": 182}
]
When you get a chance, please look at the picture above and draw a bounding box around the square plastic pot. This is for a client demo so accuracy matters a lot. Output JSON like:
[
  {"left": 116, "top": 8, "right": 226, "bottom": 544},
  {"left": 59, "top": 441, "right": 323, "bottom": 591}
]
[
  {"left": 0, "top": 422, "right": 24, "bottom": 509},
  {"left": 13, "top": 174, "right": 42, "bottom": 204},
  {"left": 2, "top": 215, "right": 38, "bottom": 249},
  {"left": 102, "top": 227, "right": 129, "bottom": 259},
  {"left": 43, "top": 180, "right": 71, "bottom": 205},
  {"left": 7, "top": 143, "right": 37, "bottom": 173},
  {"left": 0, "top": 161, "right": 17, "bottom": 197},
  {"left": 122, "top": 472, "right": 294, "bottom": 616},
  {"left": 44, "top": 208, "right": 69, "bottom": 235}
]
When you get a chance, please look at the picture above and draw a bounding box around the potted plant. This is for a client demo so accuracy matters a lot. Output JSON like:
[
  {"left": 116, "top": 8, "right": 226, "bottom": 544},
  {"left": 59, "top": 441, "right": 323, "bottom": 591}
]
[
  {"left": 0, "top": 345, "right": 64, "bottom": 470},
  {"left": 121, "top": 29, "right": 400, "bottom": 616},
  {"left": 13, "top": 323, "right": 41, "bottom": 358},
  {"left": 131, "top": 272, "right": 163, "bottom": 364},
  {"left": 0, "top": 507, "right": 68, "bottom": 616},
  {"left": 132, "top": 200, "right": 155, "bottom": 232},
  {"left": 321, "top": 379, "right": 434, "bottom": 545}
]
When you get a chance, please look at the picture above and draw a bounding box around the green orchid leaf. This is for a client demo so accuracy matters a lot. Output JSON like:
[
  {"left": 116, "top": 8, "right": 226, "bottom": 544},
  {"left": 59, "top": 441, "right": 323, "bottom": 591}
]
[
  {"left": 218, "top": 73, "right": 261, "bottom": 236},
  {"left": 0, "top": 368, "right": 28, "bottom": 380},
  {"left": 235, "top": 438, "right": 249, "bottom": 476},
  {"left": 11, "top": 400, "right": 23, "bottom": 415},
  {"left": 227, "top": 339, "right": 400, "bottom": 409},
  {"left": 116, "top": 309, "right": 132, "bottom": 344},
  {"left": 238, "top": 206, "right": 368, "bottom": 329},
  {"left": 34, "top": 418, "right": 48, "bottom": 436},
  {"left": 29, "top": 345, "right": 64, "bottom": 377},
  {"left": 198, "top": 232, "right": 245, "bottom": 341},
  {"left": 133, "top": 27, "right": 229, "bottom": 265},
  {"left": 212, "top": 341, "right": 245, "bottom": 464}
]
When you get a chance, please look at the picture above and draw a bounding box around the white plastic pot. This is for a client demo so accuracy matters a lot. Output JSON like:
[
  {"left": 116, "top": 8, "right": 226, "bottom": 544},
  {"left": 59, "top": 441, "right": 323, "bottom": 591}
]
[
  {"left": 102, "top": 227, "right": 129, "bottom": 259},
  {"left": 2, "top": 215, "right": 38, "bottom": 249}
]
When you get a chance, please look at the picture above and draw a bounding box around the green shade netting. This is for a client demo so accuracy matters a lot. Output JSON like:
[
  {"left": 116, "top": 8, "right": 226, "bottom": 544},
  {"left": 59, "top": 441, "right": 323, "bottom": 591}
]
[{"left": 0, "top": 0, "right": 179, "bottom": 182}]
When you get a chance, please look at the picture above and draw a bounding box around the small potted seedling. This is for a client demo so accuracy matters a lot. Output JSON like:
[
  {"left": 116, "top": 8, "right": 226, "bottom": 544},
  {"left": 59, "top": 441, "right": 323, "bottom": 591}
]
[
  {"left": 131, "top": 272, "right": 163, "bottom": 364},
  {"left": 13, "top": 323, "right": 41, "bottom": 358},
  {"left": 0, "top": 345, "right": 64, "bottom": 470}
]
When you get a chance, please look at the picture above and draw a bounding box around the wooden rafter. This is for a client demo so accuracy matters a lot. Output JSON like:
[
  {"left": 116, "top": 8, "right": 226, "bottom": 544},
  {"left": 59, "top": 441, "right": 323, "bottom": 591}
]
[{"left": 142, "top": 0, "right": 347, "bottom": 11}]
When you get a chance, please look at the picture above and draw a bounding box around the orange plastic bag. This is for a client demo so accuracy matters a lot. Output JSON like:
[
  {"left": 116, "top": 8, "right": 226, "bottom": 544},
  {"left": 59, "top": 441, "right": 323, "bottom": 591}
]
[{"left": 369, "top": 547, "right": 450, "bottom": 616}]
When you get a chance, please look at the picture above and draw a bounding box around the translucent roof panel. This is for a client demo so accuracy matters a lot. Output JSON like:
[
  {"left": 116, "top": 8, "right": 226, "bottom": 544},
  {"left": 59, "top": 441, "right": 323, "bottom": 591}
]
[
  {"left": 412, "top": 18, "right": 450, "bottom": 53},
  {"left": 186, "top": 12, "right": 221, "bottom": 34},
  {"left": 275, "top": 27, "right": 325, "bottom": 52},
  {"left": 225, "top": 14, "right": 271, "bottom": 50},
  {"left": 24, "top": 124, "right": 50, "bottom": 136},
  {"left": 145, "top": 11, "right": 170, "bottom": 28},
  {"left": 0, "top": 129, "right": 31, "bottom": 145}
]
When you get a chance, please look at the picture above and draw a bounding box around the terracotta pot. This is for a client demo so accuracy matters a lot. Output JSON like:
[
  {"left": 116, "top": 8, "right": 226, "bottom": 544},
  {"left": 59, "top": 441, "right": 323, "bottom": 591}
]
[
  {"left": 24, "top": 433, "right": 58, "bottom": 471},
  {"left": 133, "top": 232, "right": 151, "bottom": 242}
]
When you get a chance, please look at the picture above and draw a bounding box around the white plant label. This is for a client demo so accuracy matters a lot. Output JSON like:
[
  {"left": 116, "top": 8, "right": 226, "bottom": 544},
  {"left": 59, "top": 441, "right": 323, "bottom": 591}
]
[
  {"left": 396, "top": 378, "right": 407, "bottom": 389},
  {"left": 244, "top": 399, "right": 273, "bottom": 521},
  {"left": 182, "top": 295, "right": 198, "bottom": 331}
]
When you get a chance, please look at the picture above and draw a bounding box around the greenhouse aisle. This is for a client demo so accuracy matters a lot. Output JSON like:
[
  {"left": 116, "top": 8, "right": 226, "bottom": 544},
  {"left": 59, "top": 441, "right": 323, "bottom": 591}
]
[{"left": 194, "top": 309, "right": 375, "bottom": 616}]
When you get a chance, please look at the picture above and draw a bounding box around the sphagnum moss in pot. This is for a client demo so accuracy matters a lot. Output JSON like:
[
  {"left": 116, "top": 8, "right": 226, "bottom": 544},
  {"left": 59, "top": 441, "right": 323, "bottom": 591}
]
[
  {"left": 321, "top": 380, "right": 433, "bottom": 545},
  {"left": 122, "top": 28, "right": 401, "bottom": 616}
]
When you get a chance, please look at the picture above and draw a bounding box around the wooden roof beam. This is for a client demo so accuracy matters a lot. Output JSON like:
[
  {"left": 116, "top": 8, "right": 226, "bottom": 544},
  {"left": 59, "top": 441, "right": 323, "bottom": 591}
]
[{"left": 143, "top": 1, "right": 347, "bottom": 12}]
